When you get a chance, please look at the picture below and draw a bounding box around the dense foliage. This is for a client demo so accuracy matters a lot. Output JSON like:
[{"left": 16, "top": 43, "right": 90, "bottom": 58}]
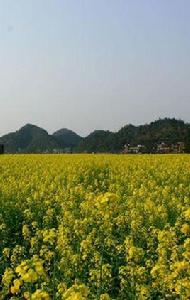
[
  {"left": 1, "top": 154, "right": 190, "bottom": 299},
  {"left": 53, "top": 129, "right": 82, "bottom": 149},
  {"left": 1, "top": 118, "right": 190, "bottom": 153},
  {"left": 77, "top": 118, "right": 190, "bottom": 153},
  {"left": 0, "top": 125, "right": 82, "bottom": 153}
]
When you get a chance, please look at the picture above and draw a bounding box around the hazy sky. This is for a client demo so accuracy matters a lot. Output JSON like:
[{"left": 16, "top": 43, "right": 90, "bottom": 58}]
[{"left": 0, "top": 0, "right": 190, "bottom": 136}]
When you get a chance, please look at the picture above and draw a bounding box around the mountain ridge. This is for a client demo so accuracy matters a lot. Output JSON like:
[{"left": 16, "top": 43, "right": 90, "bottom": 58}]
[{"left": 0, "top": 118, "right": 190, "bottom": 153}]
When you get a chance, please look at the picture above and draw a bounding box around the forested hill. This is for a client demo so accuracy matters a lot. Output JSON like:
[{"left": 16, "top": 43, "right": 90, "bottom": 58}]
[
  {"left": 0, "top": 124, "right": 82, "bottom": 153},
  {"left": 0, "top": 118, "right": 190, "bottom": 153},
  {"left": 76, "top": 118, "right": 190, "bottom": 153}
]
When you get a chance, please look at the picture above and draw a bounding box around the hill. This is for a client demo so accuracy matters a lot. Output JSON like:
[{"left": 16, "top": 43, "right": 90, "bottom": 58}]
[
  {"left": 76, "top": 130, "right": 113, "bottom": 153},
  {"left": 1, "top": 118, "right": 190, "bottom": 153},
  {"left": 53, "top": 128, "right": 82, "bottom": 149},
  {"left": 0, "top": 124, "right": 60, "bottom": 153},
  {"left": 76, "top": 118, "right": 190, "bottom": 153}
]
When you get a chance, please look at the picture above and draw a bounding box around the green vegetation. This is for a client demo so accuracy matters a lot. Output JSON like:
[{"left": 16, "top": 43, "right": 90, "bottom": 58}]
[
  {"left": 1, "top": 154, "right": 190, "bottom": 299},
  {"left": 0, "top": 118, "right": 190, "bottom": 153},
  {"left": 0, "top": 124, "right": 82, "bottom": 153},
  {"left": 77, "top": 118, "right": 190, "bottom": 153}
]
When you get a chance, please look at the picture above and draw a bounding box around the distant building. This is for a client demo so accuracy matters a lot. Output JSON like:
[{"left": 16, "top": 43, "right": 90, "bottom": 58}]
[
  {"left": 51, "top": 148, "right": 72, "bottom": 154},
  {"left": 156, "top": 142, "right": 185, "bottom": 154},
  {"left": 157, "top": 142, "right": 171, "bottom": 154},
  {"left": 172, "top": 142, "right": 185, "bottom": 153},
  {"left": 0, "top": 144, "right": 4, "bottom": 154},
  {"left": 123, "top": 144, "right": 146, "bottom": 154},
  {"left": 123, "top": 142, "right": 185, "bottom": 154}
]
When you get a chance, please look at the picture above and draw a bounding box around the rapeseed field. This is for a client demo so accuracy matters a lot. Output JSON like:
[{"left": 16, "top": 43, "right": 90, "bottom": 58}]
[{"left": 0, "top": 154, "right": 190, "bottom": 299}]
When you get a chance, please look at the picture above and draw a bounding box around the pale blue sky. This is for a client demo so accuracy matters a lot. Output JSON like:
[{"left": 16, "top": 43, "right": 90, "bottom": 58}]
[{"left": 0, "top": 0, "right": 190, "bottom": 136}]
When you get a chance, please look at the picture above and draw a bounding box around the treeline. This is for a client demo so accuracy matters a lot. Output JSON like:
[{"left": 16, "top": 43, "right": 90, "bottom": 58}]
[
  {"left": 76, "top": 118, "right": 190, "bottom": 153},
  {"left": 0, "top": 118, "right": 190, "bottom": 153}
]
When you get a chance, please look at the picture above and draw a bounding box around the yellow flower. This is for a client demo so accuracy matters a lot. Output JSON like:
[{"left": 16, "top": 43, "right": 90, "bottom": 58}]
[
  {"left": 100, "top": 294, "right": 110, "bottom": 300},
  {"left": 24, "top": 291, "right": 31, "bottom": 299},
  {"left": 2, "top": 247, "right": 10, "bottom": 257},
  {"left": 10, "top": 278, "right": 23, "bottom": 294},
  {"left": 22, "top": 269, "right": 38, "bottom": 283},
  {"left": 184, "top": 208, "right": 190, "bottom": 220},
  {"left": 2, "top": 153, "right": 190, "bottom": 299},
  {"left": 181, "top": 223, "right": 190, "bottom": 235},
  {"left": 2, "top": 268, "right": 14, "bottom": 286},
  {"left": 63, "top": 284, "right": 89, "bottom": 300},
  {"left": 22, "top": 224, "right": 30, "bottom": 239},
  {"left": 31, "top": 289, "right": 50, "bottom": 300}
]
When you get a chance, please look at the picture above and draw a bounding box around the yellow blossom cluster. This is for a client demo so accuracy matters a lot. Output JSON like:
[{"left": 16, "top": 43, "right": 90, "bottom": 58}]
[{"left": 1, "top": 154, "right": 190, "bottom": 299}]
